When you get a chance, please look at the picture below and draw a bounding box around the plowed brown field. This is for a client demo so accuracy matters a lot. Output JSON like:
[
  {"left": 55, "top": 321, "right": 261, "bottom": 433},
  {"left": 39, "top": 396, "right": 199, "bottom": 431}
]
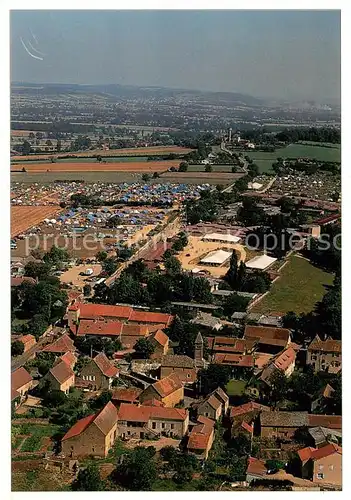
[
  {"left": 11, "top": 146, "right": 193, "bottom": 161},
  {"left": 11, "top": 160, "right": 180, "bottom": 173},
  {"left": 11, "top": 206, "right": 62, "bottom": 238}
]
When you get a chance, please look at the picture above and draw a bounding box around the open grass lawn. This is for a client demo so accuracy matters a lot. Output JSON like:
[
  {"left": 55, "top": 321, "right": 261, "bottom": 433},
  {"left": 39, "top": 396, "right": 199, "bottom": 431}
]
[
  {"left": 243, "top": 143, "right": 341, "bottom": 173},
  {"left": 251, "top": 255, "right": 334, "bottom": 315},
  {"left": 225, "top": 379, "right": 246, "bottom": 396}
]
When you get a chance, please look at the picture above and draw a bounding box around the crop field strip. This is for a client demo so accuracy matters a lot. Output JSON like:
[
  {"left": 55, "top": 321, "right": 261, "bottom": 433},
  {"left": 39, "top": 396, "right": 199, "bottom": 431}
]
[
  {"left": 11, "top": 160, "right": 181, "bottom": 173},
  {"left": 11, "top": 145, "right": 193, "bottom": 162},
  {"left": 11, "top": 205, "right": 62, "bottom": 238}
]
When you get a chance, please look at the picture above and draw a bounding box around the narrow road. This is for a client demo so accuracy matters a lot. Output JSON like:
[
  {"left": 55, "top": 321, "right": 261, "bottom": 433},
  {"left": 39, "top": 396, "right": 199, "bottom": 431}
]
[{"left": 104, "top": 215, "right": 181, "bottom": 287}]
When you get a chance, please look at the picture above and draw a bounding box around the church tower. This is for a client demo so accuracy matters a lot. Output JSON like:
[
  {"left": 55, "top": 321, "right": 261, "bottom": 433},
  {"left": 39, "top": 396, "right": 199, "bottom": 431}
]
[{"left": 194, "top": 332, "right": 204, "bottom": 367}]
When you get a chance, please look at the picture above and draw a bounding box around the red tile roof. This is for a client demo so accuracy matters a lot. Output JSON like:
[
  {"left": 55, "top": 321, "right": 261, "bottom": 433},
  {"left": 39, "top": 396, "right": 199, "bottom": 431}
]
[
  {"left": 62, "top": 401, "right": 118, "bottom": 441},
  {"left": 308, "top": 335, "right": 341, "bottom": 354},
  {"left": 151, "top": 329, "right": 169, "bottom": 347},
  {"left": 62, "top": 413, "right": 97, "bottom": 441},
  {"left": 151, "top": 373, "right": 183, "bottom": 398},
  {"left": 230, "top": 402, "right": 270, "bottom": 419},
  {"left": 129, "top": 310, "right": 173, "bottom": 325},
  {"left": 77, "top": 319, "right": 123, "bottom": 337},
  {"left": 298, "top": 446, "right": 317, "bottom": 463},
  {"left": 94, "top": 401, "right": 118, "bottom": 435},
  {"left": 117, "top": 403, "right": 187, "bottom": 422},
  {"left": 241, "top": 421, "right": 254, "bottom": 434},
  {"left": 42, "top": 334, "right": 75, "bottom": 353},
  {"left": 11, "top": 367, "right": 33, "bottom": 392},
  {"left": 76, "top": 303, "right": 132, "bottom": 320},
  {"left": 49, "top": 361, "right": 74, "bottom": 385},
  {"left": 11, "top": 388, "right": 20, "bottom": 401},
  {"left": 71, "top": 302, "right": 173, "bottom": 326},
  {"left": 206, "top": 394, "right": 222, "bottom": 410},
  {"left": 310, "top": 443, "right": 342, "bottom": 461},
  {"left": 112, "top": 388, "right": 142, "bottom": 403},
  {"left": 117, "top": 403, "right": 151, "bottom": 423},
  {"left": 298, "top": 443, "right": 342, "bottom": 463},
  {"left": 121, "top": 323, "right": 149, "bottom": 337},
  {"left": 308, "top": 414, "right": 342, "bottom": 430},
  {"left": 273, "top": 347, "right": 296, "bottom": 371},
  {"left": 197, "top": 415, "right": 215, "bottom": 427},
  {"left": 244, "top": 325, "right": 290, "bottom": 345},
  {"left": 214, "top": 353, "right": 254, "bottom": 367},
  {"left": 94, "top": 352, "right": 119, "bottom": 378},
  {"left": 246, "top": 457, "right": 267, "bottom": 476},
  {"left": 60, "top": 351, "right": 77, "bottom": 368},
  {"left": 211, "top": 337, "right": 256, "bottom": 353},
  {"left": 254, "top": 353, "right": 274, "bottom": 369},
  {"left": 19, "top": 334, "right": 36, "bottom": 346},
  {"left": 187, "top": 418, "right": 214, "bottom": 451},
  {"left": 142, "top": 398, "right": 165, "bottom": 407}
]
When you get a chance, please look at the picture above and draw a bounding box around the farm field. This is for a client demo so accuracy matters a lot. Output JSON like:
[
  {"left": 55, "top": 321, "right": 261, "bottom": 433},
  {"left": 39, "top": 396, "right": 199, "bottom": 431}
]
[
  {"left": 11, "top": 156, "right": 150, "bottom": 164},
  {"left": 243, "top": 143, "right": 341, "bottom": 173},
  {"left": 11, "top": 205, "right": 62, "bottom": 238},
  {"left": 187, "top": 164, "right": 236, "bottom": 172},
  {"left": 11, "top": 145, "right": 193, "bottom": 162},
  {"left": 11, "top": 160, "right": 180, "bottom": 173},
  {"left": 251, "top": 254, "right": 334, "bottom": 315},
  {"left": 160, "top": 171, "right": 244, "bottom": 185},
  {"left": 11, "top": 171, "right": 140, "bottom": 184}
]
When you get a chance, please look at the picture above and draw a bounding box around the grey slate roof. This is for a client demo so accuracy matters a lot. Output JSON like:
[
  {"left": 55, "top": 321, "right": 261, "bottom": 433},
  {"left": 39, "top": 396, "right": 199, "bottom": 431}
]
[{"left": 260, "top": 411, "right": 309, "bottom": 428}]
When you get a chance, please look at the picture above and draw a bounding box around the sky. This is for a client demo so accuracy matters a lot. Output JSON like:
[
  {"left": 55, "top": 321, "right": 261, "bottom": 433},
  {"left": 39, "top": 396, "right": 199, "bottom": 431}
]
[{"left": 10, "top": 10, "right": 341, "bottom": 102}]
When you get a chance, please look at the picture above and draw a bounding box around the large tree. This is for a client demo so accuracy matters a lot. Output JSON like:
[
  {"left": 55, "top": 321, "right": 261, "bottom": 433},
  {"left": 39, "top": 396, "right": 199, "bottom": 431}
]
[
  {"left": 71, "top": 463, "right": 105, "bottom": 491},
  {"left": 11, "top": 340, "right": 24, "bottom": 357},
  {"left": 134, "top": 338, "right": 155, "bottom": 359},
  {"left": 113, "top": 446, "right": 157, "bottom": 491}
]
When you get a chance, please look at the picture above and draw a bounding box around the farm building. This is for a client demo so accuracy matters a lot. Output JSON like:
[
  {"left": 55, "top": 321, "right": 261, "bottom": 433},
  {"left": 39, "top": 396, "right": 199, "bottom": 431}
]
[
  {"left": 203, "top": 232, "right": 241, "bottom": 244},
  {"left": 200, "top": 249, "right": 232, "bottom": 266},
  {"left": 245, "top": 254, "right": 277, "bottom": 271}
]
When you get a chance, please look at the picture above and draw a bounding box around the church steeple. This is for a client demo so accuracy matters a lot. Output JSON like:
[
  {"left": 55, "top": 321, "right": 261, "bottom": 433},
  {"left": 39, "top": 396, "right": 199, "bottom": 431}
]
[{"left": 194, "top": 332, "right": 204, "bottom": 366}]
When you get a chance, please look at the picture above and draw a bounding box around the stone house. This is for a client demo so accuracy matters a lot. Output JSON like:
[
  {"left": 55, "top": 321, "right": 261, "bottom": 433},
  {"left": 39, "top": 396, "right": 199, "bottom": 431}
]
[
  {"left": 61, "top": 401, "right": 118, "bottom": 458},
  {"left": 139, "top": 373, "right": 184, "bottom": 407},
  {"left": 149, "top": 330, "right": 169, "bottom": 357},
  {"left": 111, "top": 388, "right": 142, "bottom": 408},
  {"left": 187, "top": 415, "right": 215, "bottom": 460},
  {"left": 260, "top": 347, "right": 297, "bottom": 385},
  {"left": 260, "top": 411, "right": 310, "bottom": 440},
  {"left": 230, "top": 402, "right": 270, "bottom": 438},
  {"left": 159, "top": 355, "right": 197, "bottom": 384},
  {"left": 46, "top": 360, "right": 75, "bottom": 394},
  {"left": 306, "top": 336, "right": 341, "bottom": 374},
  {"left": 197, "top": 394, "right": 222, "bottom": 421},
  {"left": 298, "top": 443, "right": 342, "bottom": 488},
  {"left": 260, "top": 411, "right": 342, "bottom": 441},
  {"left": 117, "top": 403, "right": 189, "bottom": 439},
  {"left": 244, "top": 325, "right": 291, "bottom": 354},
  {"left": 80, "top": 352, "right": 119, "bottom": 390},
  {"left": 11, "top": 367, "right": 33, "bottom": 405},
  {"left": 41, "top": 334, "right": 76, "bottom": 354}
]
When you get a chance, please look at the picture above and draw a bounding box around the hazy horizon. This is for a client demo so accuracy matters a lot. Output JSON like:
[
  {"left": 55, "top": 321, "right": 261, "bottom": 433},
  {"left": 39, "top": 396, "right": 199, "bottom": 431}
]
[{"left": 11, "top": 10, "right": 341, "bottom": 103}]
